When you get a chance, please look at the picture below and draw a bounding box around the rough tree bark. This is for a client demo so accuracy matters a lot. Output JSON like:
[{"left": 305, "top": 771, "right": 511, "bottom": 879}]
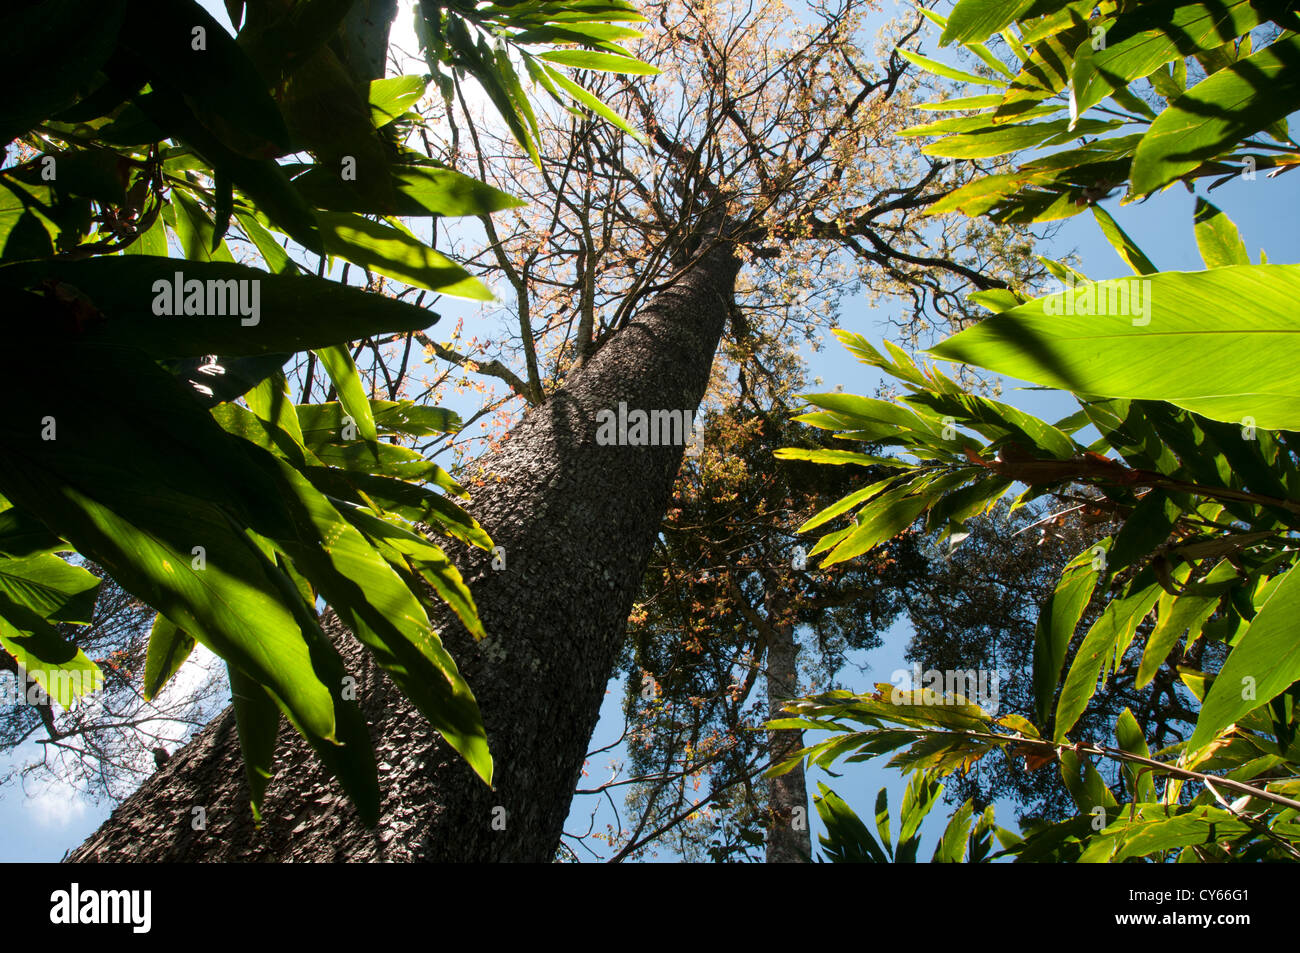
[{"left": 68, "top": 236, "right": 741, "bottom": 862}]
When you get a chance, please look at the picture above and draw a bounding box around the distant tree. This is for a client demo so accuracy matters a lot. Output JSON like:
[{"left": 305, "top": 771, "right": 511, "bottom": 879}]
[
  {"left": 0, "top": 568, "right": 225, "bottom": 803},
  {"left": 605, "top": 399, "right": 926, "bottom": 861}
]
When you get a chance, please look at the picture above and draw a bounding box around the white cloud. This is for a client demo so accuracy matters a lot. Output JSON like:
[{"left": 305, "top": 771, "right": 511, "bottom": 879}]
[{"left": 27, "top": 782, "right": 89, "bottom": 829}]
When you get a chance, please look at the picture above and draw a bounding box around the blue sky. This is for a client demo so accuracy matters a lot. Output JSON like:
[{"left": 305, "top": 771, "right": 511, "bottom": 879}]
[{"left": 4, "top": 1, "right": 1299, "bottom": 862}]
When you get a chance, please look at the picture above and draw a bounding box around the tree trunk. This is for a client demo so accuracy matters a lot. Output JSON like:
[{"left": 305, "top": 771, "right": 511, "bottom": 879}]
[
  {"left": 68, "top": 238, "right": 741, "bottom": 862},
  {"left": 763, "top": 593, "right": 812, "bottom": 863}
]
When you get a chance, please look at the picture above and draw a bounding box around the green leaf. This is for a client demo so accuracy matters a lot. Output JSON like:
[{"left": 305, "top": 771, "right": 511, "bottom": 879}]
[
  {"left": 250, "top": 456, "right": 492, "bottom": 785},
  {"left": 319, "top": 211, "right": 493, "bottom": 300},
  {"left": 933, "top": 799, "right": 975, "bottom": 862},
  {"left": 538, "top": 49, "right": 659, "bottom": 73},
  {"left": 511, "top": 23, "right": 645, "bottom": 45},
  {"left": 296, "top": 400, "right": 462, "bottom": 441},
  {"left": 923, "top": 119, "right": 1119, "bottom": 160},
  {"left": 0, "top": 0, "right": 126, "bottom": 144},
  {"left": 228, "top": 663, "right": 281, "bottom": 824},
  {"left": 0, "top": 346, "right": 347, "bottom": 747},
  {"left": 1115, "top": 707, "right": 1156, "bottom": 803},
  {"left": 929, "top": 265, "right": 1300, "bottom": 431},
  {"left": 1033, "top": 543, "right": 1104, "bottom": 724},
  {"left": 337, "top": 503, "right": 484, "bottom": 639},
  {"left": 1091, "top": 205, "right": 1157, "bottom": 275},
  {"left": 941, "top": 0, "right": 1035, "bottom": 46},
  {"left": 1055, "top": 576, "right": 1161, "bottom": 740},
  {"left": 171, "top": 188, "right": 236, "bottom": 263},
  {"left": 1070, "top": 0, "right": 1269, "bottom": 118},
  {"left": 120, "top": 0, "right": 292, "bottom": 158},
  {"left": 293, "top": 163, "right": 527, "bottom": 217},
  {"left": 820, "top": 481, "right": 932, "bottom": 566},
  {"left": 370, "top": 75, "right": 427, "bottom": 126},
  {"left": 1130, "top": 35, "right": 1300, "bottom": 197},
  {"left": 796, "top": 476, "right": 901, "bottom": 534},
  {"left": 315, "top": 345, "right": 379, "bottom": 446},
  {"left": 302, "top": 469, "right": 487, "bottom": 549},
  {"left": 1190, "top": 563, "right": 1300, "bottom": 750},
  {"left": 0, "top": 596, "right": 102, "bottom": 707},
  {"left": 142, "top": 613, "right": 196, "bottom": 702},
  {"left": 1138, "top": 560, "right": 1236, "bottom": 689},
  {"left": 536, "top": 60, "right": 643, "bottom": 140},
  {"left": 1193, "top": 198, "right": 1251, "bottom": 267},
  {"left": 814, "top": 783, "right": 889, "bottom": 862},
  {"left": 0, "top": 505, "right": 66, "bottom": 559},
  {"left": 0, "top": 257, "right": 441, "bottom": 359},
  {"left": 897, "top": 48, "right": 997, "bottom": 86},
  {"left": 0, "top": 553, "right": 101, "bottom": 625},
  {"left": 897, "top": 771, "right": 943, "bottom": 861}
]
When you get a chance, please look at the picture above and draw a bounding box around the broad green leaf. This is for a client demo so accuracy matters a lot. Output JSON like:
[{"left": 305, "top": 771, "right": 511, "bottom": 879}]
[
  {"left": 1070, "top": 0, "right": 1268, "bottom": 118},
  {"left": 815, "top": 783, "right": 888, "bottom": 862},
  {"left": 930, "top": 265, "right": 1300, "bottom": 430},
  {"left": 940, "top": 0, "right": 1035, "bottom": 46},
  {"left": 820, "top": 481, "right": 931, "bottom": 566},
  {"left": 797, "top": 476, "right": 901, "bottom": 533},
  {"left": 0, "top": 346, "right": 348, "bottom": 748},
  {"left": 171, "top": 188, "right": 236, "bottom": 263},
  {"left": 1130, "top": 35, "right": 1300, "bottom": 197},
  {"left": 933, "top": 799, "right": 975, "bottom": 862},
  {"left": 1115, "top": 707, "right": 1156, "bottom": 803},
  {"left": 302, "top": 469, "right": 485, "bottom": 547},
  {"left": 897, "top": 771, "right": 943, "bottom": 861},
  {"left": 1190, "top": 563, "right": 1300, "bottom": 750},
  {"left": 1, "top": 0, "right": 126, "bottom": 144},
  {"left": 370, "top": 75, "right": 427, "bottom": 126},
  {"left": 0, "top": 505, "right": 66, "bottom": 559},
  {"left": 1081, "top": 806, "right": 1251, "bottom": 862},
  {"left": 295, "top": 400, "right": 461, "bottom": 440},
  {"left": 904, "top": 390, "right": 1077, "bottom": 459},
  {"left": 1138, "top": 560, "right": 1235, "bottom": 688},
  {"left": 510, "top": 23, "right": 645, "bottom": 45},
  {"left": 250, "top": 456, "right": 492, "bottom": 784},
  {"left": 293, "top": 163, "right": 526, "bottom": 217},
  {"left": 0, "top": 257, "right": 441, "bottom": 358},
  {"left": 923, "top": 119, "right": 1120, "bottom": 159},
  {"left": 774, "top": 448, "right": 906, "bottom": 468},
  {"left": 120, "top": 0, "right": 292, "bottom": 158},
  {"left": 234, "top": 210, "right": 299, "bottom": 275},
  {"left": 337, "top": 503, "right": 484, "bottom": 639},
  {"left": 0, "top": 552, "right": 100, "bottom": 625},
  {"left": 916, "top": 93, "right": 1008, "bottom": 111},
  {"left": 0, "top": 594, "right": 102, "bottom": 707},
  {"left": 319, "top": 211, "right": 493, "bottom": 300}
]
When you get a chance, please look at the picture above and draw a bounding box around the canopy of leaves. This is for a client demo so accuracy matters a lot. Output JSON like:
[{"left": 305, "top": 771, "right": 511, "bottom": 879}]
[{"left": 776, "top": 0, "right": 1300, "bottom": 862}]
